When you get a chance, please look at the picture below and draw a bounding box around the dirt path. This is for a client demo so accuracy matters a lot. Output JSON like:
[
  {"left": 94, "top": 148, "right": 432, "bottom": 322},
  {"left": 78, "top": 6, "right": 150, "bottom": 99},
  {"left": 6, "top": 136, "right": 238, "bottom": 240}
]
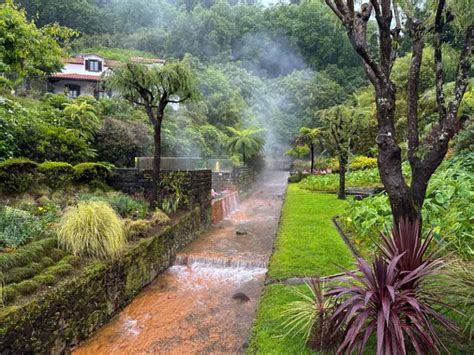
[{"left": 73, "top": 171, "right": 288, "bottom": 354}]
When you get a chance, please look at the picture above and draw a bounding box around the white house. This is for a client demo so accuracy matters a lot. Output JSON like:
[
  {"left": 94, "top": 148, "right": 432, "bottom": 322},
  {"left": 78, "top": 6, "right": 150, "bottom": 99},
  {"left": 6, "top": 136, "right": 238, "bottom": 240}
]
[{"left": 48, "top": 54, "right": 165, "bottom": 99}]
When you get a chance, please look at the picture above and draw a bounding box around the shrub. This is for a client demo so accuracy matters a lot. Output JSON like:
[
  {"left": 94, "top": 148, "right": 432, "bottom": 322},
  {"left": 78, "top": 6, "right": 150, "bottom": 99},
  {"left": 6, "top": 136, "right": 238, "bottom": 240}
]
[
  {"left": 107, "top": 194, "right": 148, "bottom": 219},
  {"left": 279, "top": 279, "right": 341, "bottom": 352},
  {"left": 124, "top": 219, "right": 152, "bottom": 239},
  {"left": 325, "top": 156, "right": 377, "bottom": 172},
  {"left": 300, "top": 168, "right": 383, "bottom": 191},
  {"left": 328, "top": 219, "right": 458, "bottom": 354},
  {"left": 94, "top": 118, "right": 152, "bottom": 167},
  {"left": 38, "top": 161, "right": 74, "bottom": 188},
  {"left": 42, "top": 93, "right": 69, "bottom": 110},
  {"left": 0, "top": 206, "right": 43, "bottom": 248},
  {"left": 288, "top": 172, "right": 303, "bottom": 183},
  {"left": 349, "top": 155, "right": 377, "bottom": 170},
  {"left": 57, "top": 201, "right": 126, "bottom": 259},
  {"left": 342, "top": 154, "right": 473, "bottom": 258},
  {"left": 79, "top": 192, "right": 148, "bottom": 219},
  {"left": 151, "top": 210, "right": 170, "bottom": 225},
  {"left": 17, "top": 123, "right": 96, "bottom": 164},
  {"left": 0, "top": 158, "right": 38, "bottom": 194},
  {"left": 73, "top": 163, "right": 111, "bottom": 185}
]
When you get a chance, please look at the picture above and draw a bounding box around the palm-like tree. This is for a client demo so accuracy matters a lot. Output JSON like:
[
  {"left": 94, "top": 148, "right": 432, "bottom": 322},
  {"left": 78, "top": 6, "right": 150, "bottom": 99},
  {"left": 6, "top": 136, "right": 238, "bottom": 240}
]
[
  {"left": 226, "top": 127, "right": 265, "bottom": 165},
  {"left": 294, "top": 127, "right": 321, "bottom": 174},
  {"left": 63, "top": 100, "right": 100, "bottom": 139}
]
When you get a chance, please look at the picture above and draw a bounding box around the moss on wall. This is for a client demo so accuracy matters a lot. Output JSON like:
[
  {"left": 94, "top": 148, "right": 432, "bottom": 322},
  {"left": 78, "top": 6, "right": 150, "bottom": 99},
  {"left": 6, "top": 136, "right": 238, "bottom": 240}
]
[{"left": 0, "top": 205, "right": 210, "bottom": 354}]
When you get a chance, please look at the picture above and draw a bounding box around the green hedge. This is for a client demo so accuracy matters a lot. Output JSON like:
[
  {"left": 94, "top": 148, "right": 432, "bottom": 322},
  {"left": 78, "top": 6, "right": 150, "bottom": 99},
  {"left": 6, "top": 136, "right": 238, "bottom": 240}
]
[
  {"left": 73, "top": 163, "right": 111, "bottom": 185},
  {"left": 38, "top": 162, "right": 75, "bottom": 188},
  {"left": 0, "top": 158, "right": 38, "bottom": 194},
  {"left": 0, "top": 160, "right": 112, "bottom": 195}
]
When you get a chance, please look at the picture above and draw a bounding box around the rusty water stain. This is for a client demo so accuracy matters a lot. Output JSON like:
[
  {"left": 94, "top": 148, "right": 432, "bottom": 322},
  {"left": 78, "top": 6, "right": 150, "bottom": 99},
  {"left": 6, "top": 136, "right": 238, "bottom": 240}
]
[{"left": 73, "top": 172, "right": 288, "bottom": 354}]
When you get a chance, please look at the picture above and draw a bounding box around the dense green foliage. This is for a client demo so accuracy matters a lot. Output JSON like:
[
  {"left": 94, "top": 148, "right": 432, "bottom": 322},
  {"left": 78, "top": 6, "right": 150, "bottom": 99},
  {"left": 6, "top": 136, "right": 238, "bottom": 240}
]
[
  {"left": 0, "top": 158, "right": 38, "bottom": 194},
  {"left": 301, "top": 168, "right": 382, "bottom": 191},
  {"left": 342, "top": 154, "right": 474, "bottom": 259},
  {"left": 0, "top": 1, "right": 76, "bottom": 87},
  {"left": 73, "top": 162, "right": 111, "bottom": 185},
  {"left": 1, "top": 0, "right": 371, "bottom": 165},
  {"left": 38, "top": 162, "right": 75, "bottom": 188},
  {"left": 79, "top": 193, "right": 148, "bottom": 219},
  {"left": 0, "top": 207, "right": 44, "bottom": 248}
]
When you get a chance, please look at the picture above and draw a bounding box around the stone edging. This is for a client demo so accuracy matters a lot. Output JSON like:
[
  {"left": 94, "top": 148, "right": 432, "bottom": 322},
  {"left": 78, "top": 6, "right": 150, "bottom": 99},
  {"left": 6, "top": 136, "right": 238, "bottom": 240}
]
[{"left": 332, "top": 215, "right": 360, "bottom": 258}]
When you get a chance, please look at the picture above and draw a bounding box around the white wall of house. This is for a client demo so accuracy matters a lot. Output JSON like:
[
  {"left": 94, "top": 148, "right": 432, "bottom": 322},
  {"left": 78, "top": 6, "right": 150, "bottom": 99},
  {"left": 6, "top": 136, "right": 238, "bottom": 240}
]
[{"left": 50, "top": 79, "right": 99, "bottom": 97}]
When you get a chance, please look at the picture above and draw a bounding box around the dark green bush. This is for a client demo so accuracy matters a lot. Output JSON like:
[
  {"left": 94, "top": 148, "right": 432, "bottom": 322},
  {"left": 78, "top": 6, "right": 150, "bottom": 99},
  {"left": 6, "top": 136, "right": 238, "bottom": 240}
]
[
  {"left": 288, "top": 172, "right": 303, "bottom": 183},
  {"left": 94, "top": 117, "right": 152, "bottom": 167},
  {"left": 0, "top": 158, "right": 38, "bottom": 194},
  {"left": 73, "top": 163, "right": 111, "bottom": 185},
  {"left": 42, "top": 93, "right": 69, "bottom": 110},
  {"left": 38, "top": 161, "right": 75, "bottom": 188}
]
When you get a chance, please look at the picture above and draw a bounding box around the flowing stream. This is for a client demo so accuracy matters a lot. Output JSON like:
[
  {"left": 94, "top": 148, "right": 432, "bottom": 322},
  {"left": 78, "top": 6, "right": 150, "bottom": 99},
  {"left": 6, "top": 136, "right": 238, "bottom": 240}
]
[{"left": 73, "top": 171, "right": 288, "bottom": 354}]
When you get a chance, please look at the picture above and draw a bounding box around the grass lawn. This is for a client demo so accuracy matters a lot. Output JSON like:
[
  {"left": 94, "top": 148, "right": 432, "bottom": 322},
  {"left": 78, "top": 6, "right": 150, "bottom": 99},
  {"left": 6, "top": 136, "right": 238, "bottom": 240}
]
[
  {"left": 249, "top": 185, "right": 355, "bottom": 354},
  {"left": 247, "top": 284, "right": 316, "bottom": 355},
  {"left": 267, "top": 184, "right": 354, "bottom": 280},
  {"left": 249, "top": 183, "right": 472, "bottom": 355}
]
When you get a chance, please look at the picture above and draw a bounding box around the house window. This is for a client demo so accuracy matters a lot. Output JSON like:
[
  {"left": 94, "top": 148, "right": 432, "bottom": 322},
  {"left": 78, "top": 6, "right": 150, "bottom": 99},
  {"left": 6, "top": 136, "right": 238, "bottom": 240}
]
[
  {"left": 65, "top": 84, "right": 81, "bottom": 98},
  {"left": 85, "top": 59, "right": 102, "bottom": 72}
]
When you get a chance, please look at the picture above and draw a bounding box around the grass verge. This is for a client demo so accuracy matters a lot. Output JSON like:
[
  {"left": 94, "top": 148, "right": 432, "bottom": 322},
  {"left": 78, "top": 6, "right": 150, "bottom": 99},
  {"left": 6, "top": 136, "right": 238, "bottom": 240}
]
[
  {"left": 267, "top": 184, "right": 354, "bottom": 280},
  {"left": 247, "top": 284, "right": 315, "bottom": 355}
]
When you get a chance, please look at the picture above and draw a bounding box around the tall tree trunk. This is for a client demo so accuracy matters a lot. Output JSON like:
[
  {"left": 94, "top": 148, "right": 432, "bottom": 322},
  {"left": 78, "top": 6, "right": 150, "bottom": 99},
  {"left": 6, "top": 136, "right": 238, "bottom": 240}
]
[
  {"left": 338, "top": 152, "right": 347, "bottom": 200},
  {"left": 375, "top": 84, "right": 421, "bottom": 224},
  {"left": 150, "top": 119, "right": 162, "bottom": 207},
  {"left": 242, "top": 146, "right": 246, "bottom": 165},
  {"left": 310, "top": 143, "right": 314, "bottom": 174}
]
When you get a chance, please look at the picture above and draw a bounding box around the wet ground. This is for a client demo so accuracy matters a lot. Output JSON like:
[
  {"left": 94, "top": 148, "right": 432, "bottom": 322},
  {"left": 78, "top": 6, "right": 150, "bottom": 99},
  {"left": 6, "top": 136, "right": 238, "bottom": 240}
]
[{"left": 73, "top": 171, "right": 288, "bottom": 354}]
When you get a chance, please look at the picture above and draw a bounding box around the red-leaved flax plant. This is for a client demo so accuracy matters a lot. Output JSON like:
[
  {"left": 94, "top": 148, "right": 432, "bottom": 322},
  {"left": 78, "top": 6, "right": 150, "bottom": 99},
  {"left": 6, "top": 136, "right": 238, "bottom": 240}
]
[{"left": 328, "top": 218, "right": 459, "bottom": 355}]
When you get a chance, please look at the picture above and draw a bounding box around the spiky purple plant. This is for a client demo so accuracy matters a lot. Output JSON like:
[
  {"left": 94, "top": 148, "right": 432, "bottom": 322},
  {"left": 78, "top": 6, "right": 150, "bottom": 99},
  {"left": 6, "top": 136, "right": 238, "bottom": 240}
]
[{"left": 329, "top": 218, "right": 459, "bottom": 355}]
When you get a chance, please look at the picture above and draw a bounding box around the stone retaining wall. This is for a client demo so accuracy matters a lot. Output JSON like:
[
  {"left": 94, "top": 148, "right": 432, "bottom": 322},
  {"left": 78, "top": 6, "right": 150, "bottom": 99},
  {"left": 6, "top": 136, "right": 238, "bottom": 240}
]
[
  {"left": 0, "top": 206, "right": 210, "bottom": 354},
  {"left": 0, "top": 170, "right": 212, "bottom": 354},
  {"left": 108, "top": 169, "right": 212, "bottom": 205},
  {"left": 212, "top": 167, "right": 255, "bottom": 191}
]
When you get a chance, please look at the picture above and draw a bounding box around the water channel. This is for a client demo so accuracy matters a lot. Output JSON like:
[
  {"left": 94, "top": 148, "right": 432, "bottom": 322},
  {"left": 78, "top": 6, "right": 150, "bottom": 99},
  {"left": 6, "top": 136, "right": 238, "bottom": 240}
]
[{"left": 74, "top": 171, "right": 288, "bottom": 354}]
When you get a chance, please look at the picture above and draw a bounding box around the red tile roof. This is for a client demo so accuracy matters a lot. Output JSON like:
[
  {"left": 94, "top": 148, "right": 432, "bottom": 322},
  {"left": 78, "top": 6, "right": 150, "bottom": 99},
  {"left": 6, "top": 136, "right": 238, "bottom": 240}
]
[{"left": 49, "top": 73, "right": 102, "bottom": 81}]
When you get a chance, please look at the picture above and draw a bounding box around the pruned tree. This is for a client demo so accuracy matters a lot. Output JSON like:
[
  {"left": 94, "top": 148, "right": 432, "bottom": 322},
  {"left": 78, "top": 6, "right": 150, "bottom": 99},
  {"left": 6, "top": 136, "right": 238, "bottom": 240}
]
[
  {"left": 319, "top": 105, "right": 357, "bottom": 199},
  {"left": 106, "top": 59, "right": 198, "bottom": 204},
  {"left": 294, "top": 127, "right": 322, "bottom": 174},
  {"left": 323, "top": 0, "right": 473, "bottom": 223}
]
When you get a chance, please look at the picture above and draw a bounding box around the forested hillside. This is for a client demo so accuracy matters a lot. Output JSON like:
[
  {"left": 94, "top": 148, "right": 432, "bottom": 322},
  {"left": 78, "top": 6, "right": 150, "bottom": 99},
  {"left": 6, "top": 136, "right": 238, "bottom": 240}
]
[{"left": 9, "top": 0, "right": 368, "bottom": 161}]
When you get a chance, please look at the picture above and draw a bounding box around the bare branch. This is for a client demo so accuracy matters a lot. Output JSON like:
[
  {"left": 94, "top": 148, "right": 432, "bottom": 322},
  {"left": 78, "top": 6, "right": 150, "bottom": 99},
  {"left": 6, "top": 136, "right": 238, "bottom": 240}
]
[
  {"left": 448, "top": 24, "right": 474, "bottom": 117},
  {"left": 420, "top": 24, "right": 473, "bottom": 174},
  {"left": 324, "top": 0, "right": 345, "bottom": 21},
  {"left": 393, "top": 0, "right": 401, "bottom": 30},
  {"left": 434, "top": 0, "right": 447, "bottom": 121},
  {"left": 406, "top": 20, "right": 425, "bottom": 165},
  {"left": 166, "top": 94, "right": 191, "bottom": 104}
]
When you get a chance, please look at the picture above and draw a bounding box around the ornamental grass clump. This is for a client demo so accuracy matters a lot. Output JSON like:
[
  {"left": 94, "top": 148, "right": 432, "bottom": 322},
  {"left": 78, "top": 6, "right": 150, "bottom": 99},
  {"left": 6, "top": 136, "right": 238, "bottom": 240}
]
[
  {"left": 279, "top": 278, "right": 342, "bottom": 352},
  {"left": 57, "top": 201, "right": 126, "bottom": 259},
  {"left": 328, "top": 218, "right": 459, "bottom": 355}
]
